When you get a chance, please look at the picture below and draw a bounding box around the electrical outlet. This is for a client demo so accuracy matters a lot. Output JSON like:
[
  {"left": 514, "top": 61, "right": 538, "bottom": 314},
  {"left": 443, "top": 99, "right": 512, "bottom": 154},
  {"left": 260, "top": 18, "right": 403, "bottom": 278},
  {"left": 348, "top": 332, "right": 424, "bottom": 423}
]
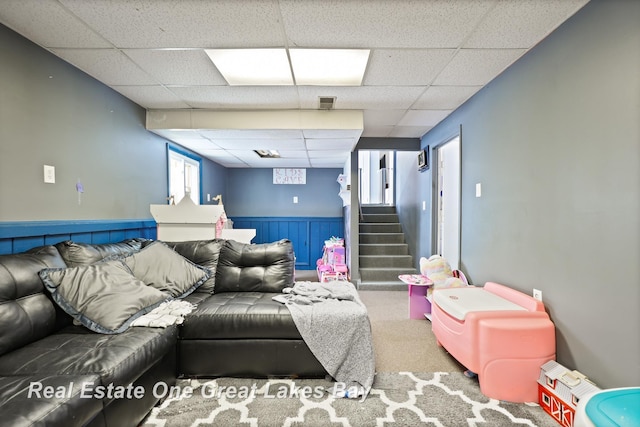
[{"left": 533, "top": 289, "right": 543, "bottom": 302}]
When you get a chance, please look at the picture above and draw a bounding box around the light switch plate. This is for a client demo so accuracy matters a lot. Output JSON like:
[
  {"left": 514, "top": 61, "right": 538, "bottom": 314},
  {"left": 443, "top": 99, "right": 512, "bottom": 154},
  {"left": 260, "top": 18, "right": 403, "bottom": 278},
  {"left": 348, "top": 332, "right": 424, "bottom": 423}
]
[
  {"left": 475, "top": 183, "right": 482, "bottom": 197},
  {"left": 44, "top": 165, "right": 55, "bottom": 183}
]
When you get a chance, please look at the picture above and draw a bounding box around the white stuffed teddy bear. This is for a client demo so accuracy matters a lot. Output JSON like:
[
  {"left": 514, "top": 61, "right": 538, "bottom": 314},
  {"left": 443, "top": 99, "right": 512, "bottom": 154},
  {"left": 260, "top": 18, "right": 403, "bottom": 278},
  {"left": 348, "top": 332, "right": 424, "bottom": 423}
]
[{"left": 419, "top": 255, "right": 467, "bottom": 296}]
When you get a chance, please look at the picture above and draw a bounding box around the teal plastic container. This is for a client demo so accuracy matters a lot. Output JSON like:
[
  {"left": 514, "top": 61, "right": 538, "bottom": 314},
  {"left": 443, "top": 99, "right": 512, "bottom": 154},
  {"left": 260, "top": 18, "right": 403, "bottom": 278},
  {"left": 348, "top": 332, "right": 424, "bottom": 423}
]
[{"left": 584, "top": 388, "right": 640, "bottom": 427}]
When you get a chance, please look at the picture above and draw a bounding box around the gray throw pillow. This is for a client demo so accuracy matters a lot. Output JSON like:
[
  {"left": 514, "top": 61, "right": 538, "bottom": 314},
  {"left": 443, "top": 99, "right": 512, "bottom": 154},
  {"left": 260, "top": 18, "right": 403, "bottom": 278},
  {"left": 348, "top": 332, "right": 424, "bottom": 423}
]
[
  {"left": 163, "top": 239, "right": 225, "bottom": 294},
  {"left": 122, "top": 241, "right": 210, "bottom": 298},
  {"left": 39, "top": 260, "right": 168, "bottom": 334},
  {"left": 54, "top": 239, "right": 147, "bottom": 267}
]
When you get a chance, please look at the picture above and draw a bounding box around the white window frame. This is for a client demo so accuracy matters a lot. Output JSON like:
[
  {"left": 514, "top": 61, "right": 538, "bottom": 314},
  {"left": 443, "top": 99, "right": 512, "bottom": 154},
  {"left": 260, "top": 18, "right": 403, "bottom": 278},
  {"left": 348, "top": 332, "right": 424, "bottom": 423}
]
[{"left": 168, "top": 146, "right": 201, "bottom": 205}]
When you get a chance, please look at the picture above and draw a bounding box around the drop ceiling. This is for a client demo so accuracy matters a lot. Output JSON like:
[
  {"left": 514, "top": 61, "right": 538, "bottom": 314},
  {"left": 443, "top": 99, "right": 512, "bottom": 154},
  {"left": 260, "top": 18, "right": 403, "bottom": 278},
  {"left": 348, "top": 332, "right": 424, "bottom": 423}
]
[{"left": 0, "top": 0, "right": 589, "bottom": 168}]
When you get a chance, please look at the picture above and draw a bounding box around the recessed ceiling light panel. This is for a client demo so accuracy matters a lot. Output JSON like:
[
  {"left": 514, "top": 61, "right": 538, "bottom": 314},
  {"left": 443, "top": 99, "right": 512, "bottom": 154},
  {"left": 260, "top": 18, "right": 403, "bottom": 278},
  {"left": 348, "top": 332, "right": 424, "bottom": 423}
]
[
  {"left": 290, "top": 49, "right": 370, "bottom": 86},
  {"left": 205, "top": 49, "right": 293, "bottom": 85}
]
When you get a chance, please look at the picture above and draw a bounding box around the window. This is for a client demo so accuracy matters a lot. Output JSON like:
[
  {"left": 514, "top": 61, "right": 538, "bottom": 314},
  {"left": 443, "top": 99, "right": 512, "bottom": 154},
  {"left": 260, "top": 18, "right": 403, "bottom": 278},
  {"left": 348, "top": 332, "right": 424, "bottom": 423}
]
[{"left": 168, "top": 147, "right": 201, "bottom": 205}]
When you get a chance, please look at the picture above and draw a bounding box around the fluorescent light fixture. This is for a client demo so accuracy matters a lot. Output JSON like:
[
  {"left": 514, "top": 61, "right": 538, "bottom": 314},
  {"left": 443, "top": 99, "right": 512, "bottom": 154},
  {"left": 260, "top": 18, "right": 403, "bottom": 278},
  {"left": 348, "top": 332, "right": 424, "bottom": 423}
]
[
  {"left": 205, "top": 48, "right": 370, "bottom": 86},
  {"left": 255, "top": 150, "right": 281, "bottom": 158},
  {"left": 205, "top": 49, "right": 293, "bottom": 85},
  {"left": 290, "top": 49, "right": 370, "bottom": 86}
]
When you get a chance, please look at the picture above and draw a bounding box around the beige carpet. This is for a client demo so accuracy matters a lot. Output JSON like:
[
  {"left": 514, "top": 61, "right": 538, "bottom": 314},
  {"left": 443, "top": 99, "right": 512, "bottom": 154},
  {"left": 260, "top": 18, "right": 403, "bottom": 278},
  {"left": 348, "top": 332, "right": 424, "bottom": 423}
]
[
  {"left": 294, "top": 270, "right": 465, "bottom": 374},
  {"left": 358, "top": 290, "right": 465, "bottom": 373}
]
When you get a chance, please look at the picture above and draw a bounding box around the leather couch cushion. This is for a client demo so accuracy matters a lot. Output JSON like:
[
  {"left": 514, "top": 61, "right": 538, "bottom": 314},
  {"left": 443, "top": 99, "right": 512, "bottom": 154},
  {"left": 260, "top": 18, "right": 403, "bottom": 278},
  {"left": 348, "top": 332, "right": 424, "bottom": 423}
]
[
  {"left": 215, "top": 239, "right": 294, "bottom": 293},
  {"left": 164, "top": 239, "right": 225, "bottom": 294},
  {"left": 0, "top": 374, "right": 102, "bottom": 427},
  {"left": 179, "top": 292, "right": 301, "bottom": 340},
  {"left": 54, "top": 239, "right": 147, "bottom": 267},
  {"left": 0, "top": 246, "right": 67, "bottom": 357},
  {"left": 0, "top": 325, "right": 177, "bottom": 389}
]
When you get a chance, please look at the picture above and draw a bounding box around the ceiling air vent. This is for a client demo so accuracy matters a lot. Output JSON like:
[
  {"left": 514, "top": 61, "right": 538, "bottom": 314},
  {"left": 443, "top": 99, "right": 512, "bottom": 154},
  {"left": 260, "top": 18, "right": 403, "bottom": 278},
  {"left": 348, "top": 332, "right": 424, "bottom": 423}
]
[{"left": 318, "top": 96, "right": 336, "bottom": 110}]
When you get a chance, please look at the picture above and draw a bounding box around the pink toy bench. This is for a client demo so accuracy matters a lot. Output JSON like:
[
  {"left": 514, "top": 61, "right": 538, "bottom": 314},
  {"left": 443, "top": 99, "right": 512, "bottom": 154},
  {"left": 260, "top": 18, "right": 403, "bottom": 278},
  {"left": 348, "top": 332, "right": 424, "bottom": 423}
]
[{"left": 431, "top": 282, "right": 556, "bottom": 403}]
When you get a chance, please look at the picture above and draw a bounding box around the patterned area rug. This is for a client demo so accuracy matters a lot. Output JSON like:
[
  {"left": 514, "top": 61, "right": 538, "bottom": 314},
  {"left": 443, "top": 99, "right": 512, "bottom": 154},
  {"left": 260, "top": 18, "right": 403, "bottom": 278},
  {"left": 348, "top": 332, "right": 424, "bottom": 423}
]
[{"left": 141, "top": 372, "right": 558, "bottom": 426}]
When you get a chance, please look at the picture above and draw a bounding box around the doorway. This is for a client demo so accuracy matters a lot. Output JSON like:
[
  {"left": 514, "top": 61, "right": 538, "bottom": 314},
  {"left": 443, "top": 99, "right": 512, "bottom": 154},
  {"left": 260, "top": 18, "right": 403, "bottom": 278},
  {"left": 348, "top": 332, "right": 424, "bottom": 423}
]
[
  {"left": 434, "top": 136, "right": 461, "bottom": 269},
  {"left": 358, "top": 150, "right": 394, "bottom": 205}
]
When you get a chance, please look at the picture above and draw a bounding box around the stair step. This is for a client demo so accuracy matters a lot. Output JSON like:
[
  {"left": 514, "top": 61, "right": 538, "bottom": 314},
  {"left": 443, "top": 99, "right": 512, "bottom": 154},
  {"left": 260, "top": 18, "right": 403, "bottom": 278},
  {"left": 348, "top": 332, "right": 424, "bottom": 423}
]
[
  {"left": 359, "top": 255, "right": 413, "bottom": 268},
  {"left": 359, "top": 232, "right": 405, "bottom": 244},
  {"left": 357, "top": 205, "right": 415, "bottom": 287},
  {"left": 360, "top": 205, "right": 397, "bottom": 215},
  {"left": 361, "top": 214, "right": 399, "bottom": 223},
  {"left": 359, "top": 223, "right": 402, "bottom": 233},
  {"left": 359, "top": 244, "right": 409, "bottom": 256}
]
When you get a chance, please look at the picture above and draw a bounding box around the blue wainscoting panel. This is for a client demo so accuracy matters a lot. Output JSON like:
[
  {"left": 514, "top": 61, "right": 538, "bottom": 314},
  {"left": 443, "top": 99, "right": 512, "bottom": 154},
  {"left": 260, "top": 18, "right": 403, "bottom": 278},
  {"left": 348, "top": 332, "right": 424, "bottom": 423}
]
[
  {"left": 0, "top": 219, "right": 157, "bottom": 255},
  {"left": 230, "top": 217, "right": 344, "bottom": 270},
  {"left": 309, "top": 219, "right": 345, "bottom": 268},
  {"left": 0, "top": 217, "right": 344, "bottom": 271}
]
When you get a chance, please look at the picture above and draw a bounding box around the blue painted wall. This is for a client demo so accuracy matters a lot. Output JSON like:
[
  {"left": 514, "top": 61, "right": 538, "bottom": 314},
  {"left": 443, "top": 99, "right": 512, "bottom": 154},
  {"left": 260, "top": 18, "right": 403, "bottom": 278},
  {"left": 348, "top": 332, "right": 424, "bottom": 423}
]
[
  {"left": 417, "top": 0, "right": 639, "bottom": 388},
  {"left": 224, "top": 168, "right": 346, "bottom": 269},
  {"left": 224, "top": 168, "right": 344, "bottom": 217}
]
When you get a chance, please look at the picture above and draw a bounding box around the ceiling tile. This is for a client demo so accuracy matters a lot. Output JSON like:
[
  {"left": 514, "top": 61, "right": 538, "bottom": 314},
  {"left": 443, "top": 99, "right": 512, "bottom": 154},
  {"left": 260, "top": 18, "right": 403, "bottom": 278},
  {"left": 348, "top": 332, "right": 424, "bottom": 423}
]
[
  {"left": 308, "top": 150, "right": 351, "bottom": 158},
  {"left": 210, "top": 139, "right": 306, "bottom": 151},
  {"left": 51, "top": 48, "right": 157, "bottom": 85},
  {"left": 238, "top": 156, "right": 312, "bottom": 168},
  {"left": 388, "top": 126, "right": 432, "bottom": 138},
  {"left": 208, "top": 156, "right": 250, "bottom": 168},
  {"left": 199, "top": 130, "right": 304, "bottom": 140},
  {"left": 298, "top": 86, "right": 424, "bottom": 110},
  {"left": 302, "top": 129, "right": 362, "bottom": 139},
  {"left": 433, "top": 49, "right": 527, "bottom": 86},
  {"left": 361, "top": 125, "right": 393, "bottom": 137},
  {"left": 464, "top": 0, "right": 589, "bottom": 48},
  {"left": 0, "top": 0, "right": 590, "bottom": 168},
  {"left": 173, "top": 141, "right": 225, "bottom": 156},
  {"left": 59, "top": 0, "right": 286, "bottom": 48},
  {"left": 398, "top": 110, "right": 451, "bottom": 127},
  {"left": 168, "top": 86, "right": 300, "bottom": 109},
  {"left": 0, "top": 0, "right": 111, "bottom": 48},
  {"left": 277, "top": 150, "right": 309, "bottom": 159},
  {"left": 111, "top": 86, "right": 191, "bottom": 109},
  {"left": 364, "top": 110, "right": 407, "bottom": 127},
  {"left": 364, "top": 49, "right": 456, "bottom": 86},
  {"left": 413, "top": 85, "right": 482, "bottom": 109},
  {"left": 279, "top": 0, "right": 492, "bottom": 48},
  {"left": 124, "top": 49, "right": 227, "bottom": 86}
]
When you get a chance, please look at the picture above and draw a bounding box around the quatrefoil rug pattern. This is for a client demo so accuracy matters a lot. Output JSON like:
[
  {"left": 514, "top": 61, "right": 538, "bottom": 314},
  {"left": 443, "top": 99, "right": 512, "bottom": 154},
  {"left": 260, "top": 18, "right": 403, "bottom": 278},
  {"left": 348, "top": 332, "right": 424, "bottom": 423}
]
[{"left": 142, "top": 372, "right": 558, "bottom": 427}]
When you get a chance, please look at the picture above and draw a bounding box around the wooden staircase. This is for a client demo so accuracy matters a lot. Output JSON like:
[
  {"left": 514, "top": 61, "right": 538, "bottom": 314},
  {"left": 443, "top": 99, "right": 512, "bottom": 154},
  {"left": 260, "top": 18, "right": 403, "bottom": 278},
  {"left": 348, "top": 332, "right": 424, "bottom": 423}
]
[{"left": 358, "top": 205, "right": 418, "bottom": 290}]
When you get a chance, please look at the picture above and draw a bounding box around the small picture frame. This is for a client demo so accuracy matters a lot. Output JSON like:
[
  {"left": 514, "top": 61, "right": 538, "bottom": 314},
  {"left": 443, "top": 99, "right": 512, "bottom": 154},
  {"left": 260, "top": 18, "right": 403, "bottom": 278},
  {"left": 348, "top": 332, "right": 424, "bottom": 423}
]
[{"left": 418, "top": 148, "right": 429, "bottom": 171}]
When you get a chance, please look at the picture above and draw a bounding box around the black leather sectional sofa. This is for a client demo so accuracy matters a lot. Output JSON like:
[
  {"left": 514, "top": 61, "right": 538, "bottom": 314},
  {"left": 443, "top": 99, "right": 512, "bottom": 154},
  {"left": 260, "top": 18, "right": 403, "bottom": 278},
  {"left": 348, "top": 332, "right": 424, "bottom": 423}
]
[{"left": 0, "top": 238, "right": 325, "bottom": 427}]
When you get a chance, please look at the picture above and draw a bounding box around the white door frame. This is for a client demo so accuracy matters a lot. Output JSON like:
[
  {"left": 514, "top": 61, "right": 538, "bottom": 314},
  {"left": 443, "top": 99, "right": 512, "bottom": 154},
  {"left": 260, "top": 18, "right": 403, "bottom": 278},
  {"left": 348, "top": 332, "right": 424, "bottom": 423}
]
[{"left": 432, "top": 132, "right": 461, "bottom": 270}]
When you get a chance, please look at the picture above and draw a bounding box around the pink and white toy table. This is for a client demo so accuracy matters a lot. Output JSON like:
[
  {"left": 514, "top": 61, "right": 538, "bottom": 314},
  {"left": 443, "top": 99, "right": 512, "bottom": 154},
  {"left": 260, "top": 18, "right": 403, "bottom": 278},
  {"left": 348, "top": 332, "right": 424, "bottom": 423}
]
[{"left": 398, "top": 274, "right": 434, "bottom": 320}]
